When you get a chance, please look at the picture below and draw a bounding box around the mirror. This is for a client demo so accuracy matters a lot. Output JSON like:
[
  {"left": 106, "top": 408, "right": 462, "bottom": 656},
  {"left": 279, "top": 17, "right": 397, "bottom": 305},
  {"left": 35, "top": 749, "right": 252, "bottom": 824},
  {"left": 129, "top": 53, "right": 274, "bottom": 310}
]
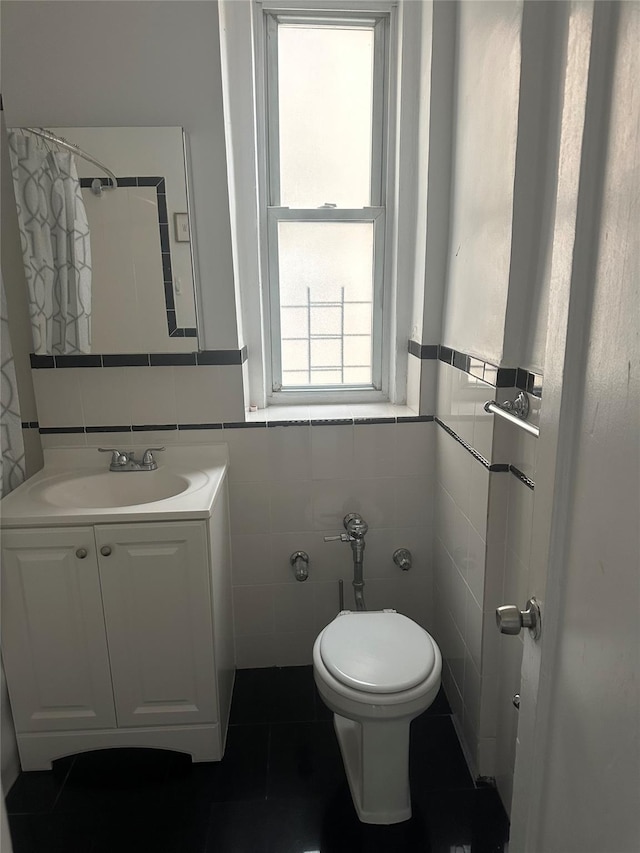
[{"left": 8, "top": 126, "right": 199, "bottom": 354}]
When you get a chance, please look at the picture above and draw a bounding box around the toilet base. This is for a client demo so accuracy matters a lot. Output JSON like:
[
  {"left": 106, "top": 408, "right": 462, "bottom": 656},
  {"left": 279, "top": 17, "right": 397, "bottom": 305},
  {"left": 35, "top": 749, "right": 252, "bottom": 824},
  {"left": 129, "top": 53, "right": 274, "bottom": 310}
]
[{"left": 334, "top": 713, "right": 412, "bottom": 825}]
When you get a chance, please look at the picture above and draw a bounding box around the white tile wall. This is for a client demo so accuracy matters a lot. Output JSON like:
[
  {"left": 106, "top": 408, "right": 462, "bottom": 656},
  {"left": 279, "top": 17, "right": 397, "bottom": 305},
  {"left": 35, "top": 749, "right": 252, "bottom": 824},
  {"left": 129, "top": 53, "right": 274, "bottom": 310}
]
[
  {"left": 227, "top": 420, "right": 436, "bottom": 667},
  {"left": 434, "top": 360, "right": 499, "bottom": 779},
  {"left": 31, "top": 360, "right": 436, "bottom": 668}
]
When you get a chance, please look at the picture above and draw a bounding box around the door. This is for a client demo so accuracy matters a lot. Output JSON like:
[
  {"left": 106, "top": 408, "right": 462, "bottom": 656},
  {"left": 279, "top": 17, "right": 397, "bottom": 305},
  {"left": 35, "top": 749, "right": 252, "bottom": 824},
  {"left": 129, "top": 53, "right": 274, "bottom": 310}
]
[
  {"left": 95, "top": 521, "right": 218, "bottom": 728},
  {"left": 510, "top": 3, "right": 640, "bottom": 851},
  {"left": 1, "top": 527, "right": 116, "bottom": 732}
]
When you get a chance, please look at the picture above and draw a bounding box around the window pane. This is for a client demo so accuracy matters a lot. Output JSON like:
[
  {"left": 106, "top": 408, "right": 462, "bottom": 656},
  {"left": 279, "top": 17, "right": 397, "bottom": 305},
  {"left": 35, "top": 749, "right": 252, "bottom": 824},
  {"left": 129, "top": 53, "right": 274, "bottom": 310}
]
[
  {"left": 343, "top": 336, "right": 371, "bottom": 367},
  {"left": 278, "top": 220, "right": 374, "bottom": 388},
  {"left": 278, "top": 24, "right": 374, "bottom": 207},
  {"left": 282, "top": 340, "right": 309, "bottom": 371},
  {"left": 281, "top": 306, "right": 308, "bottom": 339},
  {"left": 343, "top": 367, "right": 371, "bottom": 384},
  {"left": 282, "top": 370, "right": 310, "bottom": 385},
  {"left": 310, "top": 306, "right": 341, "bottom": 336},
  {"left": 310, "top": 338, "right": 341, "bottom": 368},
  {"left": 311, "top": 370, "right": 342, "bottom": 385}
]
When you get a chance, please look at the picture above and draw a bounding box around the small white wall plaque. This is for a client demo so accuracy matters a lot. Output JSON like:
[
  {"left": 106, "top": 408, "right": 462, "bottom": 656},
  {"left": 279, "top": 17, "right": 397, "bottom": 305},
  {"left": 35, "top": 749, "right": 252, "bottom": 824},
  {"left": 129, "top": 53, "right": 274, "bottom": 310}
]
[{"left": 174, "top": 212, "right": 190, "bottom": 242}]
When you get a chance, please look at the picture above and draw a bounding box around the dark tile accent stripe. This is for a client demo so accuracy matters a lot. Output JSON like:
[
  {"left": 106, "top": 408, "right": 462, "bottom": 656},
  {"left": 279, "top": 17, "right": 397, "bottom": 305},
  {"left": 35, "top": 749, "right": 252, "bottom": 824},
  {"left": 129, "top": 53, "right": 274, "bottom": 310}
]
[
  {"left": 516, "top": 368, "right": 543, "bottom": 398},
  {"left": 29, "top": 354, "right": 54, "bottom": 369},
  {"left": 149, "top": 353, "right": 197, "bottom": 366},
  {"left": 267, "top": 419, "right": 311, "bottom": 427},
  {"left": 85, "top": 425, "right": 132, "bottom": 433},
  {"left": 34, "top": 414, "right": 437, "bottom": 434},
  {"left": 39, "top": 426, "right": 85, "bottom": 434},
  {"left": 21, "top": 421, "right": 39, "bottom": 429},
  {"left": 439, "top": 346, "right": 454, "bottom": 365},
  {"left": 101, "top": 354, "right": 150, "bottom": 367},
  {"left": 30, "top": 350, "right": 246, "bottom": 368},
  {"left": 408, "top": 340, "right": 439, "bottom": 360},
  {"left": 197, "top": 349, "right": 246, "bottom": 365},
  {"left": 132, "top": 424, "right": 178, "bottom": 432},
  {"left": 496, "top": 367, "right": 517, "bottom": 388},
  {"left": 353, "top": 417, "right": 396, "bottom": 425},
  {"left": 437, "top": 345, "right": 543, "bottom": 395},
  {"left": 178, "top": 423, "right": 223, "bottom": 430},
  {"left": 510, "top": 464, "right": 535, "bottom": 490},
  {"left": 55, "top": 354, "right": 102, "bottom": 368},
  {"left": 223, "top": 421, "right": 267, "bottom": 429}
]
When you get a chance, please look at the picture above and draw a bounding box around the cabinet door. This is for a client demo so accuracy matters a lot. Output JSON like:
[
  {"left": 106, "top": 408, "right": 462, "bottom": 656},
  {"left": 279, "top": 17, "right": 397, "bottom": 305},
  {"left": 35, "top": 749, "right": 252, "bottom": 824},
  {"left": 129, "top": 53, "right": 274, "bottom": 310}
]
[
  {"left": 95, "top": 522, "right": 217, "bottom": 728},
  {"left": 1, "top": 528, "right": 116, "bottom": 732}
]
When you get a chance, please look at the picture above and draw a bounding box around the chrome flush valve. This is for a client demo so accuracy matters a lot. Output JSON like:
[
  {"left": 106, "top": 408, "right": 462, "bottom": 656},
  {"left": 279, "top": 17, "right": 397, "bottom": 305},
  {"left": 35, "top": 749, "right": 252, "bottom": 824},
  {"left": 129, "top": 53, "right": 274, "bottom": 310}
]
[{"left": 343, "top": 512, "right": 368, "bottom": 540}]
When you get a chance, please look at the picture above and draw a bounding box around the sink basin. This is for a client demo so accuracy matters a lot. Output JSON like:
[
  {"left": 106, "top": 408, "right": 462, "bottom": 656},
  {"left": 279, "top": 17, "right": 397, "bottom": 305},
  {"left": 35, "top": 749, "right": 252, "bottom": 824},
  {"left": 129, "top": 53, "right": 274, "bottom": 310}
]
[{"left": 30, "top": 470, "right": 191, "bottom": 509}]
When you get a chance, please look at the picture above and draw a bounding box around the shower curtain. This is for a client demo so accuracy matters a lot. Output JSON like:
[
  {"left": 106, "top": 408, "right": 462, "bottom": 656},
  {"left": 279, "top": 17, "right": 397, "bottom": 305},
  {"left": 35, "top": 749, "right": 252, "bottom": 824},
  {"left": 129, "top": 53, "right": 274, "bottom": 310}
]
[
  {"left": 0, "top": 274, "right": 26, "bottom": 497},
  {"left": 8, "top": 131, "right": 92, "bottom": 355},
  {"left": 1, "top": 273, "right": 24, "bottom": 850}
]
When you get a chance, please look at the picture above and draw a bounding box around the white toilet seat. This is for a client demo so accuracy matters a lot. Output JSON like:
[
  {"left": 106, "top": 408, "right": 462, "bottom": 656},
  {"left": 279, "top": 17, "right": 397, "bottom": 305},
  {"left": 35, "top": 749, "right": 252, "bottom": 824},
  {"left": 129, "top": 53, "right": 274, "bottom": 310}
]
[{"left": 319, "top": 610, "right": 436, "bottom": 694}]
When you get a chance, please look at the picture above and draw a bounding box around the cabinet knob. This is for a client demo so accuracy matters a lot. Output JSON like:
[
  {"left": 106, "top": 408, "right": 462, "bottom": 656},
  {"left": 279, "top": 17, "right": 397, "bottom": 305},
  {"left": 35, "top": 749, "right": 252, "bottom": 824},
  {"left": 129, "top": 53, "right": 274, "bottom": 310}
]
[
  {"left": 100, "top": 545, "right": 112, "bottom": 557},
  {"left": 76, "top": 548, "right": 88, "bottom": 559}
]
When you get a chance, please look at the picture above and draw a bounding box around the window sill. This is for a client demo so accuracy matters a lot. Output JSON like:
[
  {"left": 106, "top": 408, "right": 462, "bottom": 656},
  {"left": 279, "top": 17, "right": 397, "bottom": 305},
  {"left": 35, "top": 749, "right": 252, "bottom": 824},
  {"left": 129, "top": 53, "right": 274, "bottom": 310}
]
[{"left": 245, "top": 403, "right": 430, "bottom": 425}]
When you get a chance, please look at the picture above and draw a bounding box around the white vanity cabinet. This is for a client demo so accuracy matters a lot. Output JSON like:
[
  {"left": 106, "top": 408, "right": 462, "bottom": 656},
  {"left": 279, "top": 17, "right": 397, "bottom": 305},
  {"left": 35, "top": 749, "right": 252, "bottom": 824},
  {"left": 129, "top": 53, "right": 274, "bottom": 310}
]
[{"left": 1, "top": 462, "right": 235, "bottom": 772}]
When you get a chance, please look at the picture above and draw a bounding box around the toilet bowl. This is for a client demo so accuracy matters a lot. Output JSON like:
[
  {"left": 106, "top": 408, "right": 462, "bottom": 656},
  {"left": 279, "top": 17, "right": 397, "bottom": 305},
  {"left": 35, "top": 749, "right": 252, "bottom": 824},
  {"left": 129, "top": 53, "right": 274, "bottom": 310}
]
[{"left": 313, "top": 609, "right": 442, "bottom": 825}]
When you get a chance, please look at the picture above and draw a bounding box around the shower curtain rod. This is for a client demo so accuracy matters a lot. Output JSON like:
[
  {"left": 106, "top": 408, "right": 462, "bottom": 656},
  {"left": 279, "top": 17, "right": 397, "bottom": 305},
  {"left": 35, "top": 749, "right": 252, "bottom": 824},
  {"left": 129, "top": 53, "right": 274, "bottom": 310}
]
[{"left": 22, "top": 127, "right": 118, "bottom": 193}]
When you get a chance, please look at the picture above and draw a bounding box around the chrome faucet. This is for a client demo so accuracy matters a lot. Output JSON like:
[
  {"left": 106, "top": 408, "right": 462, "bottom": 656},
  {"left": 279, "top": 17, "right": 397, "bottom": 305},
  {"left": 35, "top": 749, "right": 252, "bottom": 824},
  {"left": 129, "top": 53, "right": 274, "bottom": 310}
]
[
  {"left": 325, "top": 513, "right": 368, "bottom": 611},
  {"left": 98, "top": 447, "right": 165, "bottom": 472}
]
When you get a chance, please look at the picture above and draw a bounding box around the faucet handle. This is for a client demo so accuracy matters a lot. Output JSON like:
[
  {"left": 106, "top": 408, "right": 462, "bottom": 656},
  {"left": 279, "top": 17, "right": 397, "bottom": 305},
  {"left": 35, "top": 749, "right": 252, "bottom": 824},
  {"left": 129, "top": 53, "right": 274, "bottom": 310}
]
[
  {"left": 98, "top": 448, "right": 126, "bottom": 466},
  {"left": 142, "top": 447, "right": 165, "bottom": 465},
  {"left": 324, "top": 534, "right": 350, "bottom": 543}
]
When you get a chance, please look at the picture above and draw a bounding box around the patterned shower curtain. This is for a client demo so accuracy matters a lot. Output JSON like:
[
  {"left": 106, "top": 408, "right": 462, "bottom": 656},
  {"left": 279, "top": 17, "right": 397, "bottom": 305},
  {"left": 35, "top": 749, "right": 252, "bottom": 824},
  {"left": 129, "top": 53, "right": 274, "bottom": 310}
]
[
  {"left": 0, "top": 274, "right": 26, "bottom": 499},
  {"left": 8, "top": 131, "right": 92, "bottom": 355}
]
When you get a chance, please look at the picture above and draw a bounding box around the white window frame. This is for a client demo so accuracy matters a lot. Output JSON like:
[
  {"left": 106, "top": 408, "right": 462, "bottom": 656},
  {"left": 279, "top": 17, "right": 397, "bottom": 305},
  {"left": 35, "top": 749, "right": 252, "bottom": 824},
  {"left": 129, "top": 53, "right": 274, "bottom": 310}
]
[{"left": 256, "top": 2, "right": 397, "bottom": 404}]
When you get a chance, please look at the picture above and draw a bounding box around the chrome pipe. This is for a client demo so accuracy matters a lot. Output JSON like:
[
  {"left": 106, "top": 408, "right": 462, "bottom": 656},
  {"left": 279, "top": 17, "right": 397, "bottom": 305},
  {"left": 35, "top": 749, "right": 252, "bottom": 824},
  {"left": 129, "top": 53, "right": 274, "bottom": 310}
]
[{"left": 484, "top": 400, "right": 540, "bottom": 438}]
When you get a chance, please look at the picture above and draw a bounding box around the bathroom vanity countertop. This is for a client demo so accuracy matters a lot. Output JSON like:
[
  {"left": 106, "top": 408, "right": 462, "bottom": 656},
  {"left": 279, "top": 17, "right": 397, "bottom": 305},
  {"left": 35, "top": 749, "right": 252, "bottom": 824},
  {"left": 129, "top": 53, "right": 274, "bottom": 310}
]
[{"left": 0, "top": 444, "right": 229, "bottom": 528}]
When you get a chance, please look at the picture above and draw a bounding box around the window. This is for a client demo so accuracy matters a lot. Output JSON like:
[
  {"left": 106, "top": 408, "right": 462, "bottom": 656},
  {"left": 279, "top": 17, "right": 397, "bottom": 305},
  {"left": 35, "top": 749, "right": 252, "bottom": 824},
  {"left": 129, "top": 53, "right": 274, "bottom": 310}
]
[{"left": 262, "top": 10, "right": 391, "bottom": 399}]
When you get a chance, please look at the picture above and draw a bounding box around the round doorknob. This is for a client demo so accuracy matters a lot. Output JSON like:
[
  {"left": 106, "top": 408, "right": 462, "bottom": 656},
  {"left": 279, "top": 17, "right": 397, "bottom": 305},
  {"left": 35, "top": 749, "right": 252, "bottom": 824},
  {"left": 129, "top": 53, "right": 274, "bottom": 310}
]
[
  {"left": 100, "top": 545, "right": 112, "bottom": 557},
  {"left": 76, "top": 548, "right": 88, "bottom": 559},
  {"left": 496, "top": 598, "right": 541, "bottom": 640}
]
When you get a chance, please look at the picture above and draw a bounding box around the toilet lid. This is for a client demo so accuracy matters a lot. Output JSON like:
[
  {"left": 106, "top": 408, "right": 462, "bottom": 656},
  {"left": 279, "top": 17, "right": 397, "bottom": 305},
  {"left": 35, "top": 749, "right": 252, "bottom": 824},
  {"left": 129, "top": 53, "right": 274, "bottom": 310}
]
[{"left": 319, "top": 611, "right": 436, "bottom": 694}]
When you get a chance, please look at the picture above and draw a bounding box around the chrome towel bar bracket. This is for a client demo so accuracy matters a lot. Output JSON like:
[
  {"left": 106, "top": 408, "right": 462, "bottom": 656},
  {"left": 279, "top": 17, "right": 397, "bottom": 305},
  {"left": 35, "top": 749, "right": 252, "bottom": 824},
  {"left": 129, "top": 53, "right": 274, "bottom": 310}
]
[{"left": 484, "top": 392, "right": 540, "bottom": 438}]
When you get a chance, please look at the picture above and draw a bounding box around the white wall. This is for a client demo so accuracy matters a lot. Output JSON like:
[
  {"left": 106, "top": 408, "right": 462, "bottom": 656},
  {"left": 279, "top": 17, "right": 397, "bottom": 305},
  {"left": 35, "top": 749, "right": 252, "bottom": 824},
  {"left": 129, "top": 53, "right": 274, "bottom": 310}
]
[
  {"left": 1, "top": 0, "right": 238, "bottom": 351},
  {"left": 441, "top": 0, "right": 523, "bottom": 364}
]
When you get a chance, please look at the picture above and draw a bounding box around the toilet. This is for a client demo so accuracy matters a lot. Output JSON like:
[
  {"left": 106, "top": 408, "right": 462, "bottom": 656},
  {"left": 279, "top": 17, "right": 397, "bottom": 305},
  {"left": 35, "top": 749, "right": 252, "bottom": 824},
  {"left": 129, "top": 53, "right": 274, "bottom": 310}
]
[{"left": 313, "top": 609, "right": 442, "bottom": 825}]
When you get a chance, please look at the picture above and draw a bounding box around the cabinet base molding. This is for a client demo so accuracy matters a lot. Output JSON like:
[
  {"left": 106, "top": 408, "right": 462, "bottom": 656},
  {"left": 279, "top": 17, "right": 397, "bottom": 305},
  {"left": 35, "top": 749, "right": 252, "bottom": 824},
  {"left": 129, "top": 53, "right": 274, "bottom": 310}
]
[{"left": 17, "top": 723, "right": 222, "bottom": 771}]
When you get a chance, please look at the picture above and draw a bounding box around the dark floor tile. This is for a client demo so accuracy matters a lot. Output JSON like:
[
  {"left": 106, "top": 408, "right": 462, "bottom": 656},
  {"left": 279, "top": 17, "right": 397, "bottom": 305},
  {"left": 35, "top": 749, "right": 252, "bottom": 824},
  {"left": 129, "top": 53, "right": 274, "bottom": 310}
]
[
  {"left": 90, "top": 803, "right": 211, "bottom": 853},
  {"left": 8, "top": 811, "right": 97, "bottom": 853},
  {"left": 230, "top": 666, "right": 316, "bottom": 725},
  {"left": 265, "top": 791, "right": 431, "bottom": 853},
  {"left": 230, "top": 668, "right": 276, "bottom": 724},
  {"left": 267, "top": 721, "right": 345, "bottom": 801},
  {"left": 54, "top": 748, "right": 173, "bottom": 815},
  {"left": 164, "top": 724, "right": 269, "bottom": 805},
  {"left": 5, "top": 756, "right": 75, "bottom": 815},
  {"left": 271, "top": 666, "right": 316, "bottom": 723},
  {"left": 410, "top": 715, "right": 474, "bottom": 792},
  {"left": 416, "top": 787, "right": 509, "bottom": 853},
  {"left": 205, "top": 800, "right": 271, "bottom": 853}
]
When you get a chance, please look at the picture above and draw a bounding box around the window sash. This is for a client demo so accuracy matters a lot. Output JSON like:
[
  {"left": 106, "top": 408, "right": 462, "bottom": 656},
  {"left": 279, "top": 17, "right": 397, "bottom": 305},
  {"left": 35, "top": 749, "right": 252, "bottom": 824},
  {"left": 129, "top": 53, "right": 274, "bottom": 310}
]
[
  {"left": 263, "top": 9, "right": 390, "bottom": 401},
  {"left": 267, "top": 207, "right": 385, "bottom": 393},
  {"left": 265, "top": 11, "right": 388, "bottom": 208}
]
